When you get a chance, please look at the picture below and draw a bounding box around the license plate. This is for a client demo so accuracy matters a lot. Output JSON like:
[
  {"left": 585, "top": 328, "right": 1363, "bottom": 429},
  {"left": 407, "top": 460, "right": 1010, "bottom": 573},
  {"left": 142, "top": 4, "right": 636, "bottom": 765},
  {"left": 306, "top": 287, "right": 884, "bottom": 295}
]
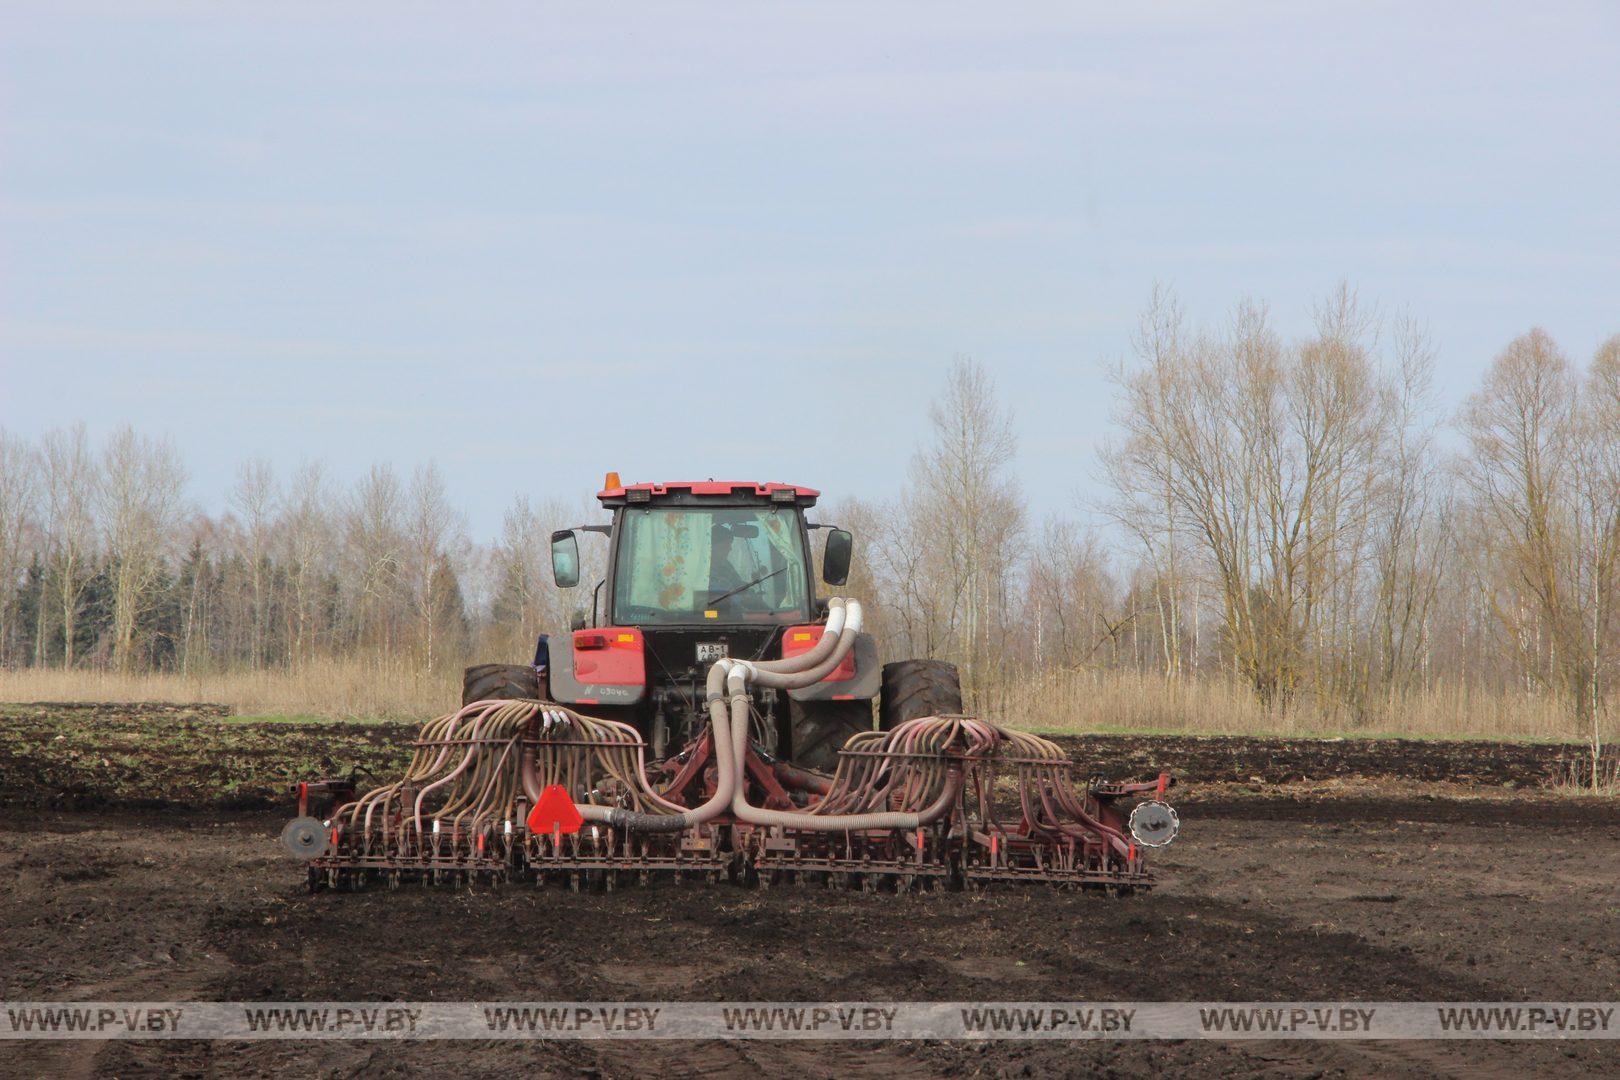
[{"left": 696, "top": 642, "right": 728, "bottom": 662}]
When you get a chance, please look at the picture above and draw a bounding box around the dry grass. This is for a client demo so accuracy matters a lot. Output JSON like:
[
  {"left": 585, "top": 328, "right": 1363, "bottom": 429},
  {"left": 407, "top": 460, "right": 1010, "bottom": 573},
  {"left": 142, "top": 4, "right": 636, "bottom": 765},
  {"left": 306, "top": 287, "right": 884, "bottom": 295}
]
[
  {"left": 0, "top": 658, "right": 458, "bottom": 720},
  {"left": 1552, "top": 751, "right": 1620, "bottom": 796},
  {"left": 2, "top": 659, "right": 1614, "bottom": 744},
  {"left": 984, "top": 667, "right": 1613, "bottom": 743}
]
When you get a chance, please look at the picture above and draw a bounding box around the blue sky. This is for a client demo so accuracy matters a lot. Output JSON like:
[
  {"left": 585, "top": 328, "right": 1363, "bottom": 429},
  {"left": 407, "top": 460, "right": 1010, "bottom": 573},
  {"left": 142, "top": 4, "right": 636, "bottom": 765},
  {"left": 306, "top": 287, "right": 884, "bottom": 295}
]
[{"left": 2, "top": 2, "right": 1616, "bottom": 537}]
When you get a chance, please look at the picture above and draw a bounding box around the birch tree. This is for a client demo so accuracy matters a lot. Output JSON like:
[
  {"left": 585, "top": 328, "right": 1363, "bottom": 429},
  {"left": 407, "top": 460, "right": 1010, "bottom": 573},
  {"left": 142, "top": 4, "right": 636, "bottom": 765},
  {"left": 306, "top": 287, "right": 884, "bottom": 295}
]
[
  {"left": 99, "top": 426, "right": 188, "bottom": 671},
  {"left": 279, "top": 460, "right": 332, "bottom": 666},
  {"left": 905, "top": 357, "right": 1025, "bottom": 697},
  {"left": 344, "top": 464, "right": 406, "bottom": 651},
  {"left": 229, "top": 457, "right": 277, "bottom": 668},
  {"left": 40, "top": 424, "right": 98, "bottom": 668}
]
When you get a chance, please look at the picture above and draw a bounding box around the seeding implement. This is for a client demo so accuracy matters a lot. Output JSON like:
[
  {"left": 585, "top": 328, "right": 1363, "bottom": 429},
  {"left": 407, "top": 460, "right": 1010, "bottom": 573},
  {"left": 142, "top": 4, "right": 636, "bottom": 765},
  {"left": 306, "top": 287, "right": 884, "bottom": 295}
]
[{"left": 283, "top": 479, "right": 1178, "bottom": 891}]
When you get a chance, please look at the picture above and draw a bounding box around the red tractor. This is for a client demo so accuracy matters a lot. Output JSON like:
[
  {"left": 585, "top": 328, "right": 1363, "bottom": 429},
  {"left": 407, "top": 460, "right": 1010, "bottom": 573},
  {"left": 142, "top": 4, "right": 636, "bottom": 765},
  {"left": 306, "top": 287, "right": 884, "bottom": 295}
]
[
  {"left": 282, "top": 478, "right": 1178, "bottom": 892},
  {"left": 463, "top": 477, "right": 960, "bottom": 770}
]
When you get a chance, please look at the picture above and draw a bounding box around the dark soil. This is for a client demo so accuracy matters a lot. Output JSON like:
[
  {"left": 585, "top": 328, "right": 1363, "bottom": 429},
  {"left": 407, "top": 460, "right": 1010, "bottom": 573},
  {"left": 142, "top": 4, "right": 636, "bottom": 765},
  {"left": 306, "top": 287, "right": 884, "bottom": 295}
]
[
  {"left": 2, "top": 712, "right": 1619, "bottom": 1078},
  {"left": 1047, "top": 731, "right": 1584, "bottom": 788},
  {"left": 0, "top": 702, "right": 1598, "bottom": 814},
  {"left": 0, "top": 703, "right": 413, "bottom": 812}
]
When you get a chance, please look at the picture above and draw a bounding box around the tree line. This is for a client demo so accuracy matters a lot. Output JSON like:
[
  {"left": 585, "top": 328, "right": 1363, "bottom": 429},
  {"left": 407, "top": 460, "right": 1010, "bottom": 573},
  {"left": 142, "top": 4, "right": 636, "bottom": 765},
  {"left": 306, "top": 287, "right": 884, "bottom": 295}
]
[
  {"left": 1, "top": 288, "right": 1617, "bottom": 757},
  {"left": 0, "top": 433, "right": 553, "bottom": 678},
  {"left": 834, "top": 288, "right": 1619, "bottom": 762}
]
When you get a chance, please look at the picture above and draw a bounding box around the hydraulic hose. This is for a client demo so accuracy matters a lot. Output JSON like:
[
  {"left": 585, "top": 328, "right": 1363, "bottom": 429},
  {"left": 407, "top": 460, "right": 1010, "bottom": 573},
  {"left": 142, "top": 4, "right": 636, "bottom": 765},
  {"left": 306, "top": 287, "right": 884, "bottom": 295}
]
[
  {"left": 728, "top": 702, "right": 965, "bottom": 831},
  {"left": 598, "top": 657, "right": 751, "bottom": 832},
  {"left": 730, "top": 600, "right": 861, "bottom": 691},
  {"left": 759, "top": 598, "right": 846, "bottom": 674},
  {"left": 603, "top": 600, "right": 862, "bottom": 832},
  {"left": 718, "top": 599, "right": 970, "bottom": 831},
  {"left": 517, "top": 597, "right": 901, "bottom": 835}
]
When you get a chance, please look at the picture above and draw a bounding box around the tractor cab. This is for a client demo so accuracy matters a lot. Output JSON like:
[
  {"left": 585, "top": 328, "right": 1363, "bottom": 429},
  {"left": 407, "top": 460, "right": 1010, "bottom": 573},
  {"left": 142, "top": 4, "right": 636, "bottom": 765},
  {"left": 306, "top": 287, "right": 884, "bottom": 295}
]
[{"left": 542, "top": 478, "right": 864, "bottom": 761}]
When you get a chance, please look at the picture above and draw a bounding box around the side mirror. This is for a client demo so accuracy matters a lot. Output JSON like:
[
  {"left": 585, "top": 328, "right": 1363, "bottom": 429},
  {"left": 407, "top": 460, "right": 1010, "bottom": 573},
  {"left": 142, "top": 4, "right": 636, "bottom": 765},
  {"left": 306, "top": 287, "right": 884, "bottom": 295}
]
[
  {"left": 822, "top": 528, "right": 852, "bottom": 586},
  {"left": 550, "top": 530, "right": 581, "bottom": 589}
]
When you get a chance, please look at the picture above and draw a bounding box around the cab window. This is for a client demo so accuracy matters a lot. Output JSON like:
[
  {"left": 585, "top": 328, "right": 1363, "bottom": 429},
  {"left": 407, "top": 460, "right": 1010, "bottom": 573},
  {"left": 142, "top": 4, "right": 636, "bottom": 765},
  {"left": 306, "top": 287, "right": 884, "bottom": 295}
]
[{"left": 612, "top": 507, "right": 808, "bottom": 623}]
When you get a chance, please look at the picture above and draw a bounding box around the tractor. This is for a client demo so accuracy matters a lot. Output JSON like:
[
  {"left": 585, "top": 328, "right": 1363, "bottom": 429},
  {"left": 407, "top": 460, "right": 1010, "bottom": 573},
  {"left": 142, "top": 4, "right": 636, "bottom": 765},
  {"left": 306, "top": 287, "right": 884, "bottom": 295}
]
[
  {"left": 281, "top": 477, "right": 1179, "bottom": 892},
  {"left": 462, "top": 477, "right": 959, "bottom": 771}
]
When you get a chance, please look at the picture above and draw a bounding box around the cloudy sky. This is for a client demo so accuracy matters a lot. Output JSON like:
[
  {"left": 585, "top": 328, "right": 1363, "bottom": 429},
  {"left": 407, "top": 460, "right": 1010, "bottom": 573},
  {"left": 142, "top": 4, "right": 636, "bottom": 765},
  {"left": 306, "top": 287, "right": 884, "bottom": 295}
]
[{"left": 2, "top": 2, "right": 1616, "bottom": 535}]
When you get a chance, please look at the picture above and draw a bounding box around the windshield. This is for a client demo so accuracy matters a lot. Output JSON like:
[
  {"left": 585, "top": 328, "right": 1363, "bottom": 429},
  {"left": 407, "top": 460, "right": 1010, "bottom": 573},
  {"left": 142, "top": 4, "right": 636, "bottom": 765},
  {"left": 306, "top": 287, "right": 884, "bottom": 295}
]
[{"left": 612, "top": 506, "right": 809, "bottom": 624}]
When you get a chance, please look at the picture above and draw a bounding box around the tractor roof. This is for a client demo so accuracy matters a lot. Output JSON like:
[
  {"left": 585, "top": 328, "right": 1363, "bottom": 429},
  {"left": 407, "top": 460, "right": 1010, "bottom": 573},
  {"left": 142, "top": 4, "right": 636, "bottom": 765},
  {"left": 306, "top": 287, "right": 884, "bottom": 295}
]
[{"left": 596, "top": 479, "right": 820, "bottom": 508}]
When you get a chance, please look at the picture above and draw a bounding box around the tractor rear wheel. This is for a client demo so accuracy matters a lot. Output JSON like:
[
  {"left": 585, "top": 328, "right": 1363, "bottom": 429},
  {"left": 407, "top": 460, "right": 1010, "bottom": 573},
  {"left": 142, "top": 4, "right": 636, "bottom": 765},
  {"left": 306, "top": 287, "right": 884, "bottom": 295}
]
[
  {"left": 788, "top": 699, "right": 874, "bottom": 772},
  {"left": 461, "top": 663, "right": 542, "bottom": 707},
  {"left": 879, "top": 659, "right": 963, "bottom": 729}
]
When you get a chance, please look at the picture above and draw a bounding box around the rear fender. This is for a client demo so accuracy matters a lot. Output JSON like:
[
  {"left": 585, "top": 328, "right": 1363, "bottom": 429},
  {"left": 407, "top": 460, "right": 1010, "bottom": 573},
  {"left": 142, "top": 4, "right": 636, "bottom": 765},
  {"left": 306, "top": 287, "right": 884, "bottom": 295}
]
[
  {"left": 787, "top": 631, "right": 881, "bottom": 703},
  {"left": 547, "top": 628, "right": 648, "bottom": 706}
]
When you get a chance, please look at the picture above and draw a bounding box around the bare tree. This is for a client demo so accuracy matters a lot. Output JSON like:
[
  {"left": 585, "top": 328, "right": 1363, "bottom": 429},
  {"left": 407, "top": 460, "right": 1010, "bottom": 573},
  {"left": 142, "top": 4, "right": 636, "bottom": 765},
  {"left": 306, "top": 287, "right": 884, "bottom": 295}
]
[
  {"left": 0, "top": 428, "right": 39, "bottom": 663},
  {"left": 279, "top": 460, "right": 333, "bottom": 666},
  {"left": 1367, "top": 317, "right": 1447, "bottom": 695},
  {"left": 1106, "top": 288, "right": 1399, "bottom": 710},
  {"left": 175, "top": 516, "right": 219, "bottom": 675},
  {"left": 488, "top": 496, "right": 563, "bottom": 649},
  {"left": 1576, "top": 332, "right": 1620, "bottom": 782},
  {"left": 1025, "top": 517, "right": 1115, "bottom": 667},
  {"left": 1105, "top": 285, "right": 1190, "bottom": 677},
  {"left": 343, "top": 464, "right": 406, "bottom": 652},
  {"left": 484, "top": 494, "right": 611, "bottom": 654},
  {"left": 402, "top": 462, "right": 465, "bottom": 673},
  {"left": 487, "top": 495, "right": 546, "bottom": 656},
  {"left": 858, "top": 494, "right": 943, "bottom": 658},
  {"left": 99, "top": 426, "right": 188, "bottom": 671},
  {"left": 228, "top": 457, "right": 278, "bottom": 668},
  {"left": 905, "top": 356, "right": 1026, "bottom": 698},
  {"left": 1459, "top": 329, "right": 1620, "bottom": 776},
  {"left": 40, "top": 424, "right": 98, "bottom": 668}
]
